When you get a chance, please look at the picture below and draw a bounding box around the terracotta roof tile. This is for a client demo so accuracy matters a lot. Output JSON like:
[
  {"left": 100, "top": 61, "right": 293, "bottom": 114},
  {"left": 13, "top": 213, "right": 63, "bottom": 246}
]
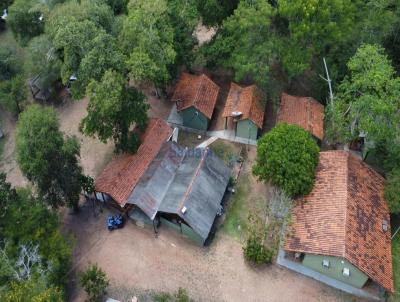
[
  {"left": 222, "top": 83, "right": 265, "bottom": 129},
  {"left": 95, "top": 118, "right": 172, "bottom": 206},
  {"left": 284, "top": 151, "right": 394, "bottom": 292},
  {"left": 277, "top": 93, "right": 325, "bottom": 140},
  {"left": 171, "top": 73, "right": 220, "bottom": 119}
]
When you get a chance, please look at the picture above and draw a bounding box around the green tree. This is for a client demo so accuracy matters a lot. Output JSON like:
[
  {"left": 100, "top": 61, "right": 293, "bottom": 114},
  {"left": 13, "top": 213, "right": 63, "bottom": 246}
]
[
  {"left": 16, "top": 105, "right": 84, "bottom": 210},
  {"left": 7, "top": 0, "right": 44, "bottom": 45},
  {"left": 0, "top": 279, "right": 63, "bottom": 302},
  {"left": 105, "top": 0, "right": 128, "bottom": 14},
  {"left": 253, "top": 123, "right": 320, "bottom": 196},
  {"left": 0, "top": 75, "right": 27, "bottom": 115},
  {"left": 0, "top": 173, "right": 18, "bottom": 233},
  {"left": 167, "top": 0, "right": 199, "bottom": 67},
  {"left": 46, "top": 0, "right": 115, "bottom": 99},
  {"left": 0, "top": 185, "right": 72, "bottom": 287},
  {"left": 80, "top": 70, "right": 149, "bottom": 153},
  {"left": 384, "top": 168, "right": 400, "bottom": 214},
  {"left": 79, "top": 263, "right": 109, "bottom": 302},
  {"left": 205, "top": 0, "right": 274, "bottom": 88},
  {"left": 25, "top": 35, "right": 61, "bottom": 93},
  {"left": 120, "top": 0, "right": 176, "bottom": 89},
  {"left": 0, "top": 46, "right": 21, "bottom": 81},
  {"left": 196, "top": 0, "right": 238, "bottom": 26},
  {"left": 325, "top": 44, "right": 400, "bottom": 170},
  {"left": 71, "top": 31, "right": 126, "bottom": 99}
]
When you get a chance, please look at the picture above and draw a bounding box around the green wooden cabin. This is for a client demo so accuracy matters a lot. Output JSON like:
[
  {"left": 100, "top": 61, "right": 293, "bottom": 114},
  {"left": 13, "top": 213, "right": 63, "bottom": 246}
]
[
  {"left": 172, "top": 72, "right": 220, "bottom": 131},
  {"left": 223, "top": 83, "right": 265, "bottom": 141}
]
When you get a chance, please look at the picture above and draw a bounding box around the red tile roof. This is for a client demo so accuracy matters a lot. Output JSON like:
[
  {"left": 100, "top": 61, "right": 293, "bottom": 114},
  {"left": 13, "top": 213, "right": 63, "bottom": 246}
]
[
  {"left": 171, "top": 72, "right": 220, "bottom": 119},
  {"left": 277, "top": 93, "right": 324, "bottom": 140},
  {"left": 222, "top": 83, "right": 265, "bottom": 129},
  {"left": 284, "top": 151, "right": 394, "bottom": 292},
  {"left": 95, "top": 118, "right": 172, "bottom": 206}
]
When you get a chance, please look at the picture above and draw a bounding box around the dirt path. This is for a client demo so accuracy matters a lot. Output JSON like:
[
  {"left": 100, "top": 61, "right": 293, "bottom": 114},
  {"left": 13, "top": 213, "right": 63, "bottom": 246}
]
[
  {"left": 56, "top": 98, "right": 114, "bottom": 178},
  {"left": 0, "top": 109, "right": 27, "bottom": 187},
  {"left": 65, "top": 203, "right": 357, "bottom": 302}
]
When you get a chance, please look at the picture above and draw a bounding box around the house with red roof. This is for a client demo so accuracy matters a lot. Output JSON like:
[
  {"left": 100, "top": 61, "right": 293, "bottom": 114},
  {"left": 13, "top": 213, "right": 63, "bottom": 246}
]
[
  {"left": 222, "top": 83, "right": 265, "bottom": 141},
  {"left": 94, "top": 118, "right": 231, "bottom": 245},
  {"left": 283, "top": 150, "right": 394, "bottom": 295},
  {"left": 277, "top": 93, "right": 324, "bottom": 142},
  {"left": 171, "top": 72, "right": 220, "bottom": 131}
]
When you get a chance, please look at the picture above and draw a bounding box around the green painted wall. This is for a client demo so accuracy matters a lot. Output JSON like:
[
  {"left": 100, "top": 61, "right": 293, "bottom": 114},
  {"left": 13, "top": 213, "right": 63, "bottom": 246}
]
[
  {"left": 236, "top": 119, "right": 258, "bottom": 140},
  {"left": 160, "top": 217, "right": 204, "bottom": 246},
  {"left": 180, "top": 106, "right": 209, "bottom": 131},
  {"left": 302, "top": 254, "right": 369, "bottom": 288}
]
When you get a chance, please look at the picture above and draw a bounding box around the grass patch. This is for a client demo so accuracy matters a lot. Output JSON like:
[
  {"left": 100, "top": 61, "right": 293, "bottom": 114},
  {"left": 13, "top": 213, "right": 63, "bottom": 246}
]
[
  {"left": 177, "top": 131, "right": 205, "bottom": 148},
  {"left": 222, "top": 173, "right": 250, "bottom": 240},
  {"left": 389, "top": 234, "right": 400, "bottom": 301},
  {"left": 209, "top": 140, "right": 241, "bottom": 168}
]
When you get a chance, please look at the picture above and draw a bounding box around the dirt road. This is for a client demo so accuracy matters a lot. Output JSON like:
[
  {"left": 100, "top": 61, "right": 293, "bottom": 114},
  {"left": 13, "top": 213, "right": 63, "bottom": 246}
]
[{"left": 65, "top": 203, "right": 358, "bottom": 302}]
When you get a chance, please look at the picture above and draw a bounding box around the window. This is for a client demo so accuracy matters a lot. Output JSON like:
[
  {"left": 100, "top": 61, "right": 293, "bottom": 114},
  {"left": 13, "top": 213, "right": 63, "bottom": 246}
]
[
  {"left": 322, "top": 259, "right": 330, "bottom": 268},
  {"left": 342, "top": 267, "right": 350, "bottom": 277}
]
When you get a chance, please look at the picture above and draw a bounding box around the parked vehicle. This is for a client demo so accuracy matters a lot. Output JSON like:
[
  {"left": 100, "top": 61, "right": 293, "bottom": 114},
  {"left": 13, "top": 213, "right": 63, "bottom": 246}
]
[{"left": 107, "top": 214, "right": 124, "bottom": 230}]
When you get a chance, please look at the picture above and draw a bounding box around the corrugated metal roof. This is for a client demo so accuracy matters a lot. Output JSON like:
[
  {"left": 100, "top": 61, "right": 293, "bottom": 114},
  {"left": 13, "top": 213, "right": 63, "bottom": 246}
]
[{"left": 128, "top": 141, "right": 231, "bottom": 242}]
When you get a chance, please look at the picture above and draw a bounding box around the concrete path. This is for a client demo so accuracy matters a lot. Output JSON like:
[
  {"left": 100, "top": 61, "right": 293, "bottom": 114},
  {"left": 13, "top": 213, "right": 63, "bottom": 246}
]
[
  {"left": 167, "top": 105, "right": 183, "bottom": 126},
  {"left": 196, "top": 136, "right": 218, "bottom": 148},
  {"left": 206, "top": 130, "right": 257, "bottom": 146}
]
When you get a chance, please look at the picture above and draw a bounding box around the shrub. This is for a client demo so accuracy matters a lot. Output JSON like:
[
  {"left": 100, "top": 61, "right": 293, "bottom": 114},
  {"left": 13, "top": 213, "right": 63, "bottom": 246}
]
[
  {"left": 253, "top": 123, "right": 320, "bottom": 197},
  {"left": 79, "top": 264, "right": 109, "bottom": 302},
  {"left": 243, "top": 234, "right": 274, "bottom": 264}
]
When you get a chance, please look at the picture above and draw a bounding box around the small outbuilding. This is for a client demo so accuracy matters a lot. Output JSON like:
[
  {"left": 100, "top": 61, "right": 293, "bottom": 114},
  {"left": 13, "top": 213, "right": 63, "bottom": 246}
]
[
  {"left": 222, "top": 83, "right": 265, "bottom": 140},
  {"left": 283, "top": 150, "right": 394, "bottom": 294},
  {"left": 171, "top": 72, "right": 220, "bottom": 131},
  {"left": 277, "top": 93, "right": 324, "bottom": 142}
]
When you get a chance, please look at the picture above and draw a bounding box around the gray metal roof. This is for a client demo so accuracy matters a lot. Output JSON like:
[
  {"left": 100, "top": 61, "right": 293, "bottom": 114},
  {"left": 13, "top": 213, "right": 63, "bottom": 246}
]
[
  {"left": 128, "top": 141, "right": 231, "bottom": 242},
  {"left": 127, "top": 142, "right": 185, "bottom": 219}
]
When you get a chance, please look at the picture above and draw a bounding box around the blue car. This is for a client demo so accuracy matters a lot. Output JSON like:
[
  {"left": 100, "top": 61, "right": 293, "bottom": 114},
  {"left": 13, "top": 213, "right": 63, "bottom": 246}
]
[{"left": 107, "top": 214, "right": 124, "bottom": 230}]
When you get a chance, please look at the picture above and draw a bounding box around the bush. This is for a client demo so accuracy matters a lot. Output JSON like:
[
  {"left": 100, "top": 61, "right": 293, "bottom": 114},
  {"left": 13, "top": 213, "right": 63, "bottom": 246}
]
[
  {"left": 253, "top": 123, "right": 320, "bottom": 197},
  {"left": 243, "top": 234, "right": 274, "bottom": 265},
  {"left": 79, "top": 264, "right": 109, "bottom": 302},
  {"left": 385, "top": 168, "right": 400, "bottom": 214}
]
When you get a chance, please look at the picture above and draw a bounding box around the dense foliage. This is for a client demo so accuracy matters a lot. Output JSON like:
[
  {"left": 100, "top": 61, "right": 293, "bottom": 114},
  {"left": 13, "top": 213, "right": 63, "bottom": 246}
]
[
  {"left": 0, "top": 174, "right": 72, "bottom": 297},
  {"left": 16, "top": 105, "right": 85, "bottom": 211},
  {"left": 79, "top": 263, "right": 109, "bottom": 302},
  {"left": 326, "top": 44, "right": 400, "bottom": 172},
  {"left": 243, "top": 234, "right": 274, "bottom": 264},
  {"left": 253, "top": 124, "right": 320, "bottom": 197},
  {"left": 80, "top": 70, "right": 149, "bottom": 153},
  {"left": 384, "top": 168, "right": 400, "bottom": 214}
]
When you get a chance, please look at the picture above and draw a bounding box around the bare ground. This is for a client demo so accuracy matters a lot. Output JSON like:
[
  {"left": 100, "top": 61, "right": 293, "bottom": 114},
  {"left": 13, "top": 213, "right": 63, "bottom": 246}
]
[{"left": 65, "top": 203, "right": 358, "bottom": 302}]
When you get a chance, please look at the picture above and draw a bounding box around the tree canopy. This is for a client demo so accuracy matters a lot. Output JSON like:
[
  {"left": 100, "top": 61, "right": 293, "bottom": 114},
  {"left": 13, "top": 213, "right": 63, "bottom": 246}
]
[
  {"left": 253, "top": 123, "right": 320, "bottom": 197},
  {"left": 16, "top": 105, "right": 85, "bottom": 210},
  {"left": 325, "top": 44, "right": 400, "bottom": 171},
  {"left": 80, "top": 69, "right": 149, "bottom": 153},
  {"left": 120, "top": 0, "right": 176, "bottom": 88},
  {"left": 385, "top": 168, "right": 400, "bottom": 214}
]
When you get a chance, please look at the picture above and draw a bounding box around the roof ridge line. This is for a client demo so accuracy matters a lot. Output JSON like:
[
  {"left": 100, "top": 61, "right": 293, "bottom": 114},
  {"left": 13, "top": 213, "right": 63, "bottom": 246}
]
[
  {"left": 176, "top": 148, "right": 208, "bottom": 213},
  {"left": 193, "top": 74, "right": 205, "bottom": 111},
  {"left": 343, "top": 152, "right": 350, "bottom": 258}
]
